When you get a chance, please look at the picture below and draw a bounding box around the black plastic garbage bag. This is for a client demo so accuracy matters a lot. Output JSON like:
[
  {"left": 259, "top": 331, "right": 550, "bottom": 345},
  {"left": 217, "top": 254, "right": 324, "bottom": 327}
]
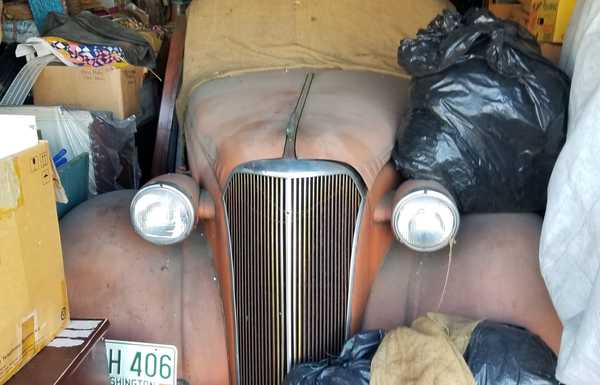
[
  {"left": 89, "top": 112, "right": 141, "bottom": 193},
  {"left": 283, "top": 330, "right": 384, "bottom": 385},
  {"left": 465, "top": 321, "right": 560, "bottom": 385},
  {"left": 450, "top": 0, "right": 484, "bottom": 14},
  {"left": 393, "top": 9, "right": 569, "bottom": 213}
]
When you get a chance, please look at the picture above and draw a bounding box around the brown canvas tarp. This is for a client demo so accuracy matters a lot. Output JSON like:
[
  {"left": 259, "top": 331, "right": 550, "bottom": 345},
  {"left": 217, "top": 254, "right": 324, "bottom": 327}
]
[{"left": 178, "top": 0, "right": 453, "bottom": 116}]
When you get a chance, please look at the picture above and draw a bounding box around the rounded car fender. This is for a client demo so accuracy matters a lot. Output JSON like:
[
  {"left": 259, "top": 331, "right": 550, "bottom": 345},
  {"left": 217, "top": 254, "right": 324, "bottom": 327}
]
[
  {"left": 60, "top": 190, "right": 230, "bottom": 385},
  {"left": 362, "top": 213, "right": 562, "bottom": 353}
]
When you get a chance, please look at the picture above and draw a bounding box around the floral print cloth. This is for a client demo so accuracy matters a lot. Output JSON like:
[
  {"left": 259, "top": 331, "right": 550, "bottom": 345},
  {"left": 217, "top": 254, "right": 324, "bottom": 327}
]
[{"left": 45, "top": 36, "right": 130, "bottom": 68}]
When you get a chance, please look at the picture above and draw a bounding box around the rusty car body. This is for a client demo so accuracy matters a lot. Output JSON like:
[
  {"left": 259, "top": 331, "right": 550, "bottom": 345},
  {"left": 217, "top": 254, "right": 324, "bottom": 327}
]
[{"left": 59, "top": 2, "right": 562, "bottom": 385}]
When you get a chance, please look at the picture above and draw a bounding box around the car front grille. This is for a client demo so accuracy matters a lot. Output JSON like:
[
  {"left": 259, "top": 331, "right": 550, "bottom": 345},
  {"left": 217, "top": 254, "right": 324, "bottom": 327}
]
[{"left": 223, "top": 160, "right": 364, "bottom": 385}]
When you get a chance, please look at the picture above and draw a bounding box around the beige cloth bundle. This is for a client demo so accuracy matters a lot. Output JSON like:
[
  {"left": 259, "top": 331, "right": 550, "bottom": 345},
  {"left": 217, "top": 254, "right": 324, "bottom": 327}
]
[{"left": 371, "top": 313, "right": 479, "bottom": 385}]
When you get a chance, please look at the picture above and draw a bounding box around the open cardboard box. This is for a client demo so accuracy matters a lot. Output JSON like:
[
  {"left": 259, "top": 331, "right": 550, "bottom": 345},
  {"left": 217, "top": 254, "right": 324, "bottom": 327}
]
[{"left": 0, "top": 141, "right": 69, "bottom": 385}]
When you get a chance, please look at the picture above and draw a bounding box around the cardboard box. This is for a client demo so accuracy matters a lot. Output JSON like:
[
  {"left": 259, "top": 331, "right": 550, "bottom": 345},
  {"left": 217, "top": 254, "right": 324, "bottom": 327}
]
[
  {"left": 33, "top": 65, "right": 145, "bottom": 120},
  {"left": 487, "top": 0, "right": 576, "bottom": 43},
  {"left": 540, "top": 42, "right": 562, "bottom": 64},
  {"left": 0, "top": 141, "right": 70, "bottom": 385},
  {"left": 520, "top": 0, "right": 560, "bottom": 42},
  {"left": 515, "top": 0, "right": 576, "bottom": 43},
  {"left": 2, "top": 1, "right": 32, "bottom": 20},
  {"left": 553, "top": 0, "right": 577, "bottom": 43},
  {"left": 488, "top": 1, "right": 519, "bottom": 19}
]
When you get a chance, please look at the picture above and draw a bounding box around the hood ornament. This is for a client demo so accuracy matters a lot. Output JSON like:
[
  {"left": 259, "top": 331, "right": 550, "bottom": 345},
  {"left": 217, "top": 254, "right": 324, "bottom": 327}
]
[{"left": 283, "top": 72, "right": 315, "bottom": 159}]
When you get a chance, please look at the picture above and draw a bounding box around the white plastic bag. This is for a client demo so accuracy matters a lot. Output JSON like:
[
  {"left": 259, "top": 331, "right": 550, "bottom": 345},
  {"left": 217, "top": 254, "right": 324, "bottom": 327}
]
[
  {"left": 0, "top": 106, "right": 97, "bottom": 193},
  {"left": 540, "top": 1, "right": 600, "bottom": 384},
  {"left": 0, "top": 106, "right": 141, "bottom": 195}
]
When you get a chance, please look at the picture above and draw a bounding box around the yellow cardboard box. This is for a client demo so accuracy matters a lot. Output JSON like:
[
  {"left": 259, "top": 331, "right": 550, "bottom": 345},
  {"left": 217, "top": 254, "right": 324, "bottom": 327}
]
[
  {"left": 0, "top": 141, "right": 69, "bottom": 385},
  {"left": 553, "top": 0, "right": 576, "bottom": 42},
  {"left": 487, "top": 0, "right": 576, "bottom": 43},
  {"left": 518, "top": 0, "right": 558, "bottom": 42},
  {"left": 516, "top": 0, "right": 576, "bottom": 42},
  {"left": 487, "top": 1, "right": 518, "bottom": 20}
]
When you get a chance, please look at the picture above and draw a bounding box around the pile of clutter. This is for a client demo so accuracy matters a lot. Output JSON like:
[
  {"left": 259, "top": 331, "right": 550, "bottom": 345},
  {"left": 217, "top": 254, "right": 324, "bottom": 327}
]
[
  {"left": 285, "top": 314, "right": 559, "bottom": 385},
  {"left": 1, "top": 0, "right": 170, "bottom": 45},
  {"left": 0, "top": 0, "right": 185, "bottom": 216}
]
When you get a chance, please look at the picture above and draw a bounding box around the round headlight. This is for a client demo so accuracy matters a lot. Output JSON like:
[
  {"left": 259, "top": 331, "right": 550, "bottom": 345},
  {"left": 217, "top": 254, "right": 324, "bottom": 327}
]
[
  {"left": 391, "top": 187, "right": 459, "bottom": 252},
  {"left": 130, "top": 183, "right": 196, "bottom": 245}
]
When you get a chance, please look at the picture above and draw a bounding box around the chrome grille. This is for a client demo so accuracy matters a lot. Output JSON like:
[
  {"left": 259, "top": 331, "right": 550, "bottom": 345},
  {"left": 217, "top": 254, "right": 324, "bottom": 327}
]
[{"left": 224, "top": 160, "right": 364, "bottom": 385}]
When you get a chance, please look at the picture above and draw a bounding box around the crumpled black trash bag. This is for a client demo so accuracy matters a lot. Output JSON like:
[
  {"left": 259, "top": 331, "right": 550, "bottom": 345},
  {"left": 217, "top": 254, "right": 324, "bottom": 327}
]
[
  {"left": 283, "top": 330, "right": 384, "bottom": 385},
  {"left": 465, "top": 321, "right": 560, "bottom": 385},
  {"left": 450, "top": 0, "right": 484, "bottom": 14},
  {"left": 89, "top": 112, "right": 141, "bottom": 193},
  {"left": 392, "top": 8, "right": 570, "bottom": 213}
]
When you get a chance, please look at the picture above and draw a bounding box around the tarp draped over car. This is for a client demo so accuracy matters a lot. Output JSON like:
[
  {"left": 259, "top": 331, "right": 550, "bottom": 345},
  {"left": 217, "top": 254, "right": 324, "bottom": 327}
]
[{"left": 177, "top": 0, "right": 454, "bottom": 117}]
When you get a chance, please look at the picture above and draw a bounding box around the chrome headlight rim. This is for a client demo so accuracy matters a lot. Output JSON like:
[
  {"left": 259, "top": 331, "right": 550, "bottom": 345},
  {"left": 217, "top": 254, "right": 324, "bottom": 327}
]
[
  {"left": 130, "top": 182, "right": 196, "bottom": 245},
  {"left": 391, "top": 188, "right": 460, "bottom": 253}
]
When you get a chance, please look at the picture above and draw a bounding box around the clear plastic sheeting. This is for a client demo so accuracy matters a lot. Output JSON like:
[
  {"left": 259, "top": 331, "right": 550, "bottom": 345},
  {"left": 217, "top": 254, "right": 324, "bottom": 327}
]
[
  {"left": 540, "top": 1, "right": 600, "bottom": 384},
  {"left": 0, "top": 54, "right": 58, "bottom": 106},
  {"left": 0, "top": 106, "right": 140, "bottom": 195},
  {"left": 393, "top": 9, "right": 570, "bottom": 213},
  {"left": 0, "top": 44, "right": 27, "bottom": 101}
]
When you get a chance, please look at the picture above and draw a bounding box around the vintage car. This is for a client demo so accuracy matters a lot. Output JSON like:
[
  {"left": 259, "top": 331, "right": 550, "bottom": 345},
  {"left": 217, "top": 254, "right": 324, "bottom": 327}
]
[{"left": 59, "top": 1, "right": 562, "bottom": 385}]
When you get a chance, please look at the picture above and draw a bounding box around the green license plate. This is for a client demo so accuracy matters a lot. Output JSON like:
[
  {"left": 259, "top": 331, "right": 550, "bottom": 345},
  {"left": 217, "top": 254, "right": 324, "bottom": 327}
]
[{"left": 106, "top": 340, "right": 177, "bottom": 385}]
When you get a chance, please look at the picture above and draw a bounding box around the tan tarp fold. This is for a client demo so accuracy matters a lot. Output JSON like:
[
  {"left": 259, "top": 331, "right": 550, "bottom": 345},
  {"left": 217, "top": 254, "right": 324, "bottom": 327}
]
[
  {"left": 371, "top": 313, "right": 480, "bottom": 385},
  {"left": 178, "top": 0, "right": 453, "bottom": 116}
]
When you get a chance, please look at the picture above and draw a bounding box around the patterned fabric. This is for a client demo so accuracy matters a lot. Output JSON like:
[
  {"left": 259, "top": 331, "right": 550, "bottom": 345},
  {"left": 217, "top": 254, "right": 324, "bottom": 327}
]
[{"left": 45, "top": 36, "right": 129, "bottom": 68}]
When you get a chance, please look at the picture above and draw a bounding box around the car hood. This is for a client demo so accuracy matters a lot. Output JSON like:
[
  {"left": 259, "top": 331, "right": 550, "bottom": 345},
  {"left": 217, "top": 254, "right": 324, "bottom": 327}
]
[{"left": 184, "top": 69, "right": 410, "bottom": 189}]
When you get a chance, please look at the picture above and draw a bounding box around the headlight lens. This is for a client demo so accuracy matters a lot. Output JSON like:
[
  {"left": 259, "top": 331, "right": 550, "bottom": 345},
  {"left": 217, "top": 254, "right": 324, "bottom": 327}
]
[
  {"left": 391, "top": 189, "right": 459, "bottom": 252},
  {"left": 130, "top": 183, "right": 195, "bottom": 245}
]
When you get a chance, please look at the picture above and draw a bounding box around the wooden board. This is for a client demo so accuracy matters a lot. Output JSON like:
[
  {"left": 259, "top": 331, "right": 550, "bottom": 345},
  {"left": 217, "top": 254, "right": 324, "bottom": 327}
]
[{"left": 6, "top": 319, "right": 109, "bottom": 385}]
